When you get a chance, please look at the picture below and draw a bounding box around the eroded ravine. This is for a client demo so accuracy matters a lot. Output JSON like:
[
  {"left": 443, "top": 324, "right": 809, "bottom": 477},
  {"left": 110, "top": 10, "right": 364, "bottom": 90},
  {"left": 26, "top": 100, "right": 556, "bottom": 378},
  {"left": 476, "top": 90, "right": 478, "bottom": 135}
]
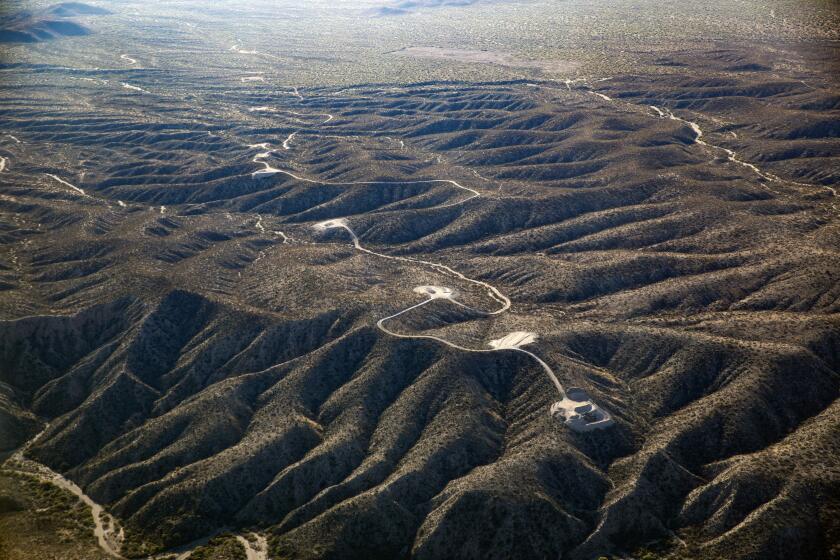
[
  {"left": 559, "top": 79, "right": 837, "bottom": 205},
  {"left": 4, "top": 431, "right": 271, "bottom": 559},
  {"left": 4, "top": 430, "right": 125, "bottom": 558}
]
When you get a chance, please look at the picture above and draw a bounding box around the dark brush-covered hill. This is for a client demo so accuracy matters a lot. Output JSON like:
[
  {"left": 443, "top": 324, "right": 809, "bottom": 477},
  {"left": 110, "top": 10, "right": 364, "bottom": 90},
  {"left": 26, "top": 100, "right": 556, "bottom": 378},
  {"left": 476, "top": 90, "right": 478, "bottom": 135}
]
[
  {"left": 0, "top": 44, "right": 838, "bottom": 560},
  {"left": 0, "top": 3, "right": 109, "bottom": 43}
]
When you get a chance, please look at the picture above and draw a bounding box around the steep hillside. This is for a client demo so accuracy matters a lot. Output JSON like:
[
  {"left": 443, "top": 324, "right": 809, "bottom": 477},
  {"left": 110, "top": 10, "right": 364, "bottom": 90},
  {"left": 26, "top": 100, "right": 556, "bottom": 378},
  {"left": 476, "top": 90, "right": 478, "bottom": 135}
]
[{"left": 0, "top": 3, "right": 109, "bottom": 44}]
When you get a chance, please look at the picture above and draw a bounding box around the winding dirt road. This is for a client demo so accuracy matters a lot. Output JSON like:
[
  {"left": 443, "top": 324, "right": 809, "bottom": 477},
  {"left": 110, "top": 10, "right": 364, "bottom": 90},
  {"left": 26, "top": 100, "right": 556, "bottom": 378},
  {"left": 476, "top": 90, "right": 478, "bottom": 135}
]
[
  {"left": 4, "top": 430, "right": 272, "bottom": 559},
  {"left": 258, "top": 92, "right": 612, "bottom": 430},
  {"left": 313, "top": 218, "right": 613, "bottom": 431},
  {"left": 4, "top": 430, "right": 124, "bottom": 558},
  {"left": 314, "top": 219, "right": 508, "bottom": 312}
]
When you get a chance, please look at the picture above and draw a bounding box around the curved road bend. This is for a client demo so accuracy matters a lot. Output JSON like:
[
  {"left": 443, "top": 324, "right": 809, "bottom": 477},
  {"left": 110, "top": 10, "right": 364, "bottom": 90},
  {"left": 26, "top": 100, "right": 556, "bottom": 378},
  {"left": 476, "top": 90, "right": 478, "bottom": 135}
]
[
  {"left": 375, "top": 290, "right": 566, "bottom": 399},
  {"left": 314, "top": 219, "right": 509, "bottom": 313},
  {"left": 315, "top": 220, "right": 613, "bottom": 429}
]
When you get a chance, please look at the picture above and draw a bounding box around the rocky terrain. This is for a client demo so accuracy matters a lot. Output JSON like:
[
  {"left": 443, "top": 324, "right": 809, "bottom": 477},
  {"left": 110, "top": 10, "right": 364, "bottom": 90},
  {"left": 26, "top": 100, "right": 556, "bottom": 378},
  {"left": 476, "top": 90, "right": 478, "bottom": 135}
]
[{"left": 1, "top": 1, "right": 838, "bottom": 559}]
